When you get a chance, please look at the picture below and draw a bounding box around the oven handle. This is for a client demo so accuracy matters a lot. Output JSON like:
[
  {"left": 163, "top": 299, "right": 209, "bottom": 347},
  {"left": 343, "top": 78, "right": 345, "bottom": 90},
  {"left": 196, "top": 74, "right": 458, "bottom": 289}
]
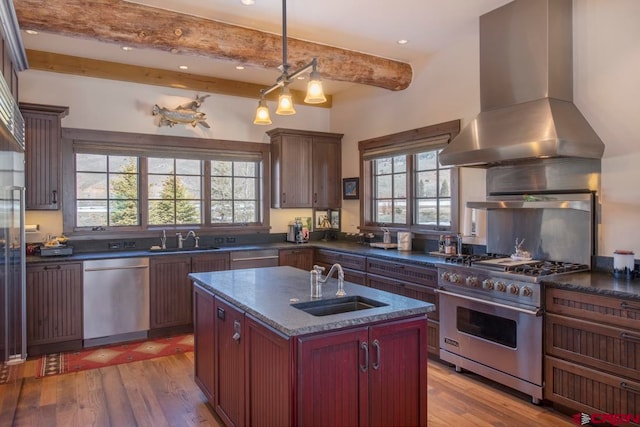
[{"left": 435, "top": 289, "right": 542, "bottom": 316}]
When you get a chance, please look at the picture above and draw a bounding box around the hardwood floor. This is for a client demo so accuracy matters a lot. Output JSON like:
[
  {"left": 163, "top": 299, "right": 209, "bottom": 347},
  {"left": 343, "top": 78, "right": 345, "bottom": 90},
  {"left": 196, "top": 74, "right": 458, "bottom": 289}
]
[{"left": 1, "top": 354, "right": 575, "bottom": 427}]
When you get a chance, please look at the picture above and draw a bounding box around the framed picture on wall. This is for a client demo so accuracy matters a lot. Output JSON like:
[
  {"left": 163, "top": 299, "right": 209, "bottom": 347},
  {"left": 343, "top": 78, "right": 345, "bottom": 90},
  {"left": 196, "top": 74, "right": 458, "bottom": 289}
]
[{"left": 343, "top": 177, "right": 359, "bottom": 200}]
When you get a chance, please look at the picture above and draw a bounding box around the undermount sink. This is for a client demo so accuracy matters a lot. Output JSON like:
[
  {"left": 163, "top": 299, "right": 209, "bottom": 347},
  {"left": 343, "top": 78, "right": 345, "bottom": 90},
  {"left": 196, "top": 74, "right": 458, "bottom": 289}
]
[
  {"left": 149, "top": 246, "right": 220, "bottom": 252},
  {"left": 291, "top": 296, "right": 388, "bottom": 317}
]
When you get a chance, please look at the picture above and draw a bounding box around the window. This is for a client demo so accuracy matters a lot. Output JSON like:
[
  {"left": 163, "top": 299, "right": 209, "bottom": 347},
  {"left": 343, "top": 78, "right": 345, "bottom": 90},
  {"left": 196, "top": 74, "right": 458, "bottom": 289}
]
[
  {"left": 62, "top": 129, "right": 270, "bottom": 237},
  {"left": 359, "top": 120, "right": 460, "bottom": 234}
]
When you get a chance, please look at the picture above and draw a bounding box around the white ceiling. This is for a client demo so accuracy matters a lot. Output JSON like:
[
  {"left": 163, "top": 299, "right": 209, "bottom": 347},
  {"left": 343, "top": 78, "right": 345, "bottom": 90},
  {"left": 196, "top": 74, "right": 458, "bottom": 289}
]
[{"left": 20, "top": 0, "right": 512, "bottom": 94}]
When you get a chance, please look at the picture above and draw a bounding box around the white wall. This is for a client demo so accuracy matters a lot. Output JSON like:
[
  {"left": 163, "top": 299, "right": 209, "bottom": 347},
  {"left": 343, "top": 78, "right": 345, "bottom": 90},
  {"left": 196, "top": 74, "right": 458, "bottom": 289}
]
[{"left": 19, "top": 70, "right": 330, "bottom": 236}]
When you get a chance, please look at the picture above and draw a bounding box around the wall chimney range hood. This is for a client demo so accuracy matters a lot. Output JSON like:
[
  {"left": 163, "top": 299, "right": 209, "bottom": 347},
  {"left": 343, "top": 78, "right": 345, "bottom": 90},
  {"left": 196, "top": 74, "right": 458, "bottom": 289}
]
[{"left": 439, "top": 0, "right": 605, "bottom": 167}]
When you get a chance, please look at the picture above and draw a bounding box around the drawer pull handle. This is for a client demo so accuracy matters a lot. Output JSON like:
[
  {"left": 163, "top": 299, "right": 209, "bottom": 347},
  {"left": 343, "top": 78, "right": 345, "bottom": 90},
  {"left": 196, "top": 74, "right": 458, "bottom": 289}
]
[
  {"left": 621, "top": 302, "right": 640, "bottom": 313},
  {"left": 620, "top": 332, "right": 640, "bottom": 343},
  {"left": 360, "top": 342, "right": 369, "bottom": 372},
  {"left": 44, "top": 265, "right": 61, "bottom": 270},
  {"left": 621, "top": 382, "right": 640, "bottom": 395}
]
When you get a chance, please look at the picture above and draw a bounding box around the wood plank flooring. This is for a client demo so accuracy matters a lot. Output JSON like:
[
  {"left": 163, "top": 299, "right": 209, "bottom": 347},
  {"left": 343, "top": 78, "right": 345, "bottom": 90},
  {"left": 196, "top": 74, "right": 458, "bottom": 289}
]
[{"left": 1, "top": 354, "right": 575, "bottom": 426}]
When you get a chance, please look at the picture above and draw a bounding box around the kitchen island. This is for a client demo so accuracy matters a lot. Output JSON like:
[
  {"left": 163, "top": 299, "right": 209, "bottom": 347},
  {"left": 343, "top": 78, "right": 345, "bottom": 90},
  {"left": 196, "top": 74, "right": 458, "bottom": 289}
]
[{"left": 189, "top": 266, "right": 434, "bottom": 427}]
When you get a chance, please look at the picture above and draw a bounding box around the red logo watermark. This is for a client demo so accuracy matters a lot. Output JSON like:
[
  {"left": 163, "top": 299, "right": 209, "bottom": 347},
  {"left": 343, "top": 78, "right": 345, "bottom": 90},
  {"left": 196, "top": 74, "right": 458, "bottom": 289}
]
[{"left": 573, "top": 412, "right": 640, "bottom": 426}]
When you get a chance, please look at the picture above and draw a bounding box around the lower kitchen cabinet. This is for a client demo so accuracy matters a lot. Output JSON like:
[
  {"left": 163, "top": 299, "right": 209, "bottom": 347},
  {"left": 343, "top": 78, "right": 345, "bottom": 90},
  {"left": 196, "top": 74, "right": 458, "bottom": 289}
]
[
  {"left": 150, "top": 252, "right": 229, "bottom": 337},
  {"left": 544, "top": 287, "right": 640, "bottom": 416},
  {"left": 193, "top": 283, "right": 428, "bottom": 426},
  {"left": 298, "top": 316, "right": 427, "bottom": 427},
  {"left": 279, "top": 247, "right": 314, "bottom": 271},
  {"left": 26, "top": 262, "right": 83, "bottom": 356}
]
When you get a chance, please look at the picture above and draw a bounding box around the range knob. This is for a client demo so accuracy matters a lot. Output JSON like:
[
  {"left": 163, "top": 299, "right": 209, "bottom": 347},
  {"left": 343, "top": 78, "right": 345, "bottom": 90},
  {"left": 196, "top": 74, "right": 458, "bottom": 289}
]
[
  {"left": 482, "top": 279, "right": 494, "bottom": 290},
  {"left": 508, "top": 284, "right": 520, "bottom": 295},
  {"left": 522, "top": 286, "right": 533, "bottom": 297},
  {"left": 441, "top": 272, "right": 450, "bottom": 281},
  {"left": 466, "top": 276, "right": 480, "bottom": 287},
  {"left": 496, "top": 281, "right": 507, "bottom": 292},
  {"left": 450, "top": 273, "right": 461, "bottom": 284}
]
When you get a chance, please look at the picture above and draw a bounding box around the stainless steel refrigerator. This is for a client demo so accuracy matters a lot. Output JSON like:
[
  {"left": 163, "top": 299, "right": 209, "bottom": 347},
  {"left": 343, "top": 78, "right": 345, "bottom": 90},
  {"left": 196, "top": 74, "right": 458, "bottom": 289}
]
[{"left": 0, "top": 120, "right": 26, "bottom": 365}]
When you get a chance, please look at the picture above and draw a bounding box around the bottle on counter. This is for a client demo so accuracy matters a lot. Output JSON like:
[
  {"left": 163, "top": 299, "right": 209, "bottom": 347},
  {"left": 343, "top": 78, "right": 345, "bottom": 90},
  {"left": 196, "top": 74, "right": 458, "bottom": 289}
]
[{"left": 439, "top": 235, "right": 445, "bottom": 253}]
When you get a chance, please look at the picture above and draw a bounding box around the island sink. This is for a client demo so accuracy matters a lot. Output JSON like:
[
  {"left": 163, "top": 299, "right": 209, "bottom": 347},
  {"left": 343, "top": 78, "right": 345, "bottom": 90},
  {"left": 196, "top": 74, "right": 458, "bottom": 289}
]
[{"left": 291, "top": 295, "right": 388, "bottom": 316}]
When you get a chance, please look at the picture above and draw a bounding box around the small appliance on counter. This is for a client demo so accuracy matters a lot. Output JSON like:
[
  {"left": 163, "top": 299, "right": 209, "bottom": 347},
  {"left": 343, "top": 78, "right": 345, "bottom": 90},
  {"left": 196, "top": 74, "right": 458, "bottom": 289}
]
[{"left": 286, "top": 218, "right": 309, "bottom": 244}]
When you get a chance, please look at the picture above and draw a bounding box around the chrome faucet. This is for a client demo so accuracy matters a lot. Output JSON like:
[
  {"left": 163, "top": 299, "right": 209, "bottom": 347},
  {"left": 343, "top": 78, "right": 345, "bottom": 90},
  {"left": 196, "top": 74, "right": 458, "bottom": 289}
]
[
  {"left": 314, "top": 263, "right": 346, "bottom": 297},
  {"left": 177, "top": 230, "right": 199, "bottom": 249}
]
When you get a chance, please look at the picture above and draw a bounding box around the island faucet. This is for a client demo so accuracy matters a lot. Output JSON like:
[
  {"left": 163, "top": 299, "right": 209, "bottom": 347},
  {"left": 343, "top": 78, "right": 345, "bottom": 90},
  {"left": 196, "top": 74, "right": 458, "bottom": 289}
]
[{"left": 314, "top": 263, "right": 346, "bottom": 297}]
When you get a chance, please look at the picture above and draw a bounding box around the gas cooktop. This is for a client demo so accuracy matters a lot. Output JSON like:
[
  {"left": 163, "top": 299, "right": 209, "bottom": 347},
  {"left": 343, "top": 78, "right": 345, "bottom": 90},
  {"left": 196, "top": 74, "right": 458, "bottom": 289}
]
[{"left": 443, "top": 254, "right": 590, "bottom": 278}]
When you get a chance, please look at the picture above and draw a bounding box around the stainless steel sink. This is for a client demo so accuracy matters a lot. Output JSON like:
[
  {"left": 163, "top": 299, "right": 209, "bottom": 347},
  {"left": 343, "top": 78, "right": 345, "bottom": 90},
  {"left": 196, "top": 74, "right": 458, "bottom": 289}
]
[
  {"left": 291, "top": 296, "right": 388, "bottom": 317},
  {"left": 149, "top": 246, "right": 220, "bottom": 252}
]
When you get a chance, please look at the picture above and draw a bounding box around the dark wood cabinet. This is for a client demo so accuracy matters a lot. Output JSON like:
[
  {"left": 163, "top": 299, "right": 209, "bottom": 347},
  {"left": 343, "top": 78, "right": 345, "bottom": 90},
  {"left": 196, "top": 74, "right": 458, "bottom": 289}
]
[
  {"left": 268, "top": 128, "right": 342, "bottom": 209},
  {"left": 297, "top": 316, "right": 428, "bottom": 426},
  {"left": 19, "top": 103, "right": 69, "bottom": 210},
  {"left": 314, "top": 248, "right": 367, "bottom": 285},
  {"left": 544, "top": 288, "right": 640, "bottom": 417},
  {"left": 150, "top": 252, "right": 229, "bottom": 337},
  {"left": 279, "top": 247, "right": 314, "bottom": 271},
  {"left": 215, "top": 298, "right": 245, "bottom": 427},
  {"left": 366, "top": 258, "right": 439, "bottom": 356},
  {"left": 26, "top": 262, "right": 83, "bottom": 356},
  {"left": 193, "top": 285, "right": 216, "bottom": 403}
]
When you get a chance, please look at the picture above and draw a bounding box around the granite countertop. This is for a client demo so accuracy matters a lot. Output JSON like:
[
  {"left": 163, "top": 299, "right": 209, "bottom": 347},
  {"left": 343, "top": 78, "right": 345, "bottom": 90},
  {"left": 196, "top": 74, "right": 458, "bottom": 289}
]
[
  {"left": 542, "top": 270, "right": 640, "bottom": 301},
  {"left": 189, "top": 266, "right": 435, "bottom": 337}
]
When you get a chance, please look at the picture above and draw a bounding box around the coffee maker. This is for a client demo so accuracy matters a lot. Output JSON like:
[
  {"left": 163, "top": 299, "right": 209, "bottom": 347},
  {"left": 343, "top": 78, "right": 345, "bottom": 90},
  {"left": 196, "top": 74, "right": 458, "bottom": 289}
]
[{"left": 287, "top": 218, "right": 308, "bottom": 243}]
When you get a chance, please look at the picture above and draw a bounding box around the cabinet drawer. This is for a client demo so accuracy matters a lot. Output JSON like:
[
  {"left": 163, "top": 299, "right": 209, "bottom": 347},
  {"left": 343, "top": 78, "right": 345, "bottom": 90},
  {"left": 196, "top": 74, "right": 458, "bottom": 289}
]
[
  {"left": 545, "top": 355, "right": 640, "bottom": 417},
  {"left": 314, "top": 249, "right": 366, "bottom": 271},
  {"left": 366, "top": 258, "right": 437, "bottom": 287},
  {"left": 367, "top": 274, "right": 438, "bottom": 321},
  {"left": 546, "top": 313, "right": 640, "bottom": 381},
  {"left": 546, "top": 288, "right": 640, "bottom": 330}
]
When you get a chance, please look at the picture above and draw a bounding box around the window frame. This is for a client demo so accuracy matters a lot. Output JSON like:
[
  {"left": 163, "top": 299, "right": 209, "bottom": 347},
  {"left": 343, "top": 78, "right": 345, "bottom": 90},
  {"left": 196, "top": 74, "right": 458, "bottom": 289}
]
[
  {"left": 61, "top": 128, "right": 271, "bottom": 239},
  {"left": 358, "top": 120, "right": 460, "bottom": 236}
]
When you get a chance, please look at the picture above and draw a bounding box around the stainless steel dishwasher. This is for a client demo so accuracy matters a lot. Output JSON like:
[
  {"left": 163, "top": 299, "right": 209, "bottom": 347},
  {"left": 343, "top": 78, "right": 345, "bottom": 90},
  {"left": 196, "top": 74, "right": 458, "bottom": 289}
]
[{"left": 83, "top": 257, "right": 150, "bottom": 346}]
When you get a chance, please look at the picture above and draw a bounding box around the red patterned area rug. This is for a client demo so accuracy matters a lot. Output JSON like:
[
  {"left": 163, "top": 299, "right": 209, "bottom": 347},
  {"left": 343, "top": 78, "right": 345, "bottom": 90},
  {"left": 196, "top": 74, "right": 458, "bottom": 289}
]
[{"left": 35, "top": 334, "right": 194, "bottom": 379}]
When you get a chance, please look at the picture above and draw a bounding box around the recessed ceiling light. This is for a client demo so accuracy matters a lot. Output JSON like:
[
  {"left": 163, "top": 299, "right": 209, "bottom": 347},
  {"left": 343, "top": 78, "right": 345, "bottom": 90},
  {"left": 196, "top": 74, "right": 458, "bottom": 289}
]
[
  {"left": 240, "top": 0, "right": 255, "bottom": 5},
  {"left": 397, "top": 39, "right": 409, "bottom": 45},
  {"left": 179, "top": 65, "right": 188, "bottom": 70},
  {"left": 121, "top": 46, "right": 133, "bottom": 51},
  {"left": 235, "top": 65, "right": 245, "bottom": 70},
  {"left": 25, "top": 29, "right": 38, "bottom": 35}
]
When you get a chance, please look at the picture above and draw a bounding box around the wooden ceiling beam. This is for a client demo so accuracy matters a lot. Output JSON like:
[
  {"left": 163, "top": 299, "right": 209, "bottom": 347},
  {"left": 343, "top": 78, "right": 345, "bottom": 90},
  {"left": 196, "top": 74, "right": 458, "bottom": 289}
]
[
  {"left": 26, "top": 50, "right": 332, "bottom": 107},
  {"left": 15, "top": 0, "right": 413, "bottom": 91}
]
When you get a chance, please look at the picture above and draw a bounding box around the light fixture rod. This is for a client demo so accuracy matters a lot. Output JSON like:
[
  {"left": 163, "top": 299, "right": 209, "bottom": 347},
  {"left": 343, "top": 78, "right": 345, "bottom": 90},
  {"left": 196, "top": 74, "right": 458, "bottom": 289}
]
[
  {"left": 282, "top": 0, "right": 287, "bottom": 70},
  {"left": 259, "top": 58, "right": 318, "bottom": 98}
]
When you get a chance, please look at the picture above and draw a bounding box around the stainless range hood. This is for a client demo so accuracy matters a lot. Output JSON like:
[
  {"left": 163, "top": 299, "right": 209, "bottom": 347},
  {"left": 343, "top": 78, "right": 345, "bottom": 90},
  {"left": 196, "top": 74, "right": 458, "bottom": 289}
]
[{"left": 439, "top": 0, "right": 605, "bottom": 167}]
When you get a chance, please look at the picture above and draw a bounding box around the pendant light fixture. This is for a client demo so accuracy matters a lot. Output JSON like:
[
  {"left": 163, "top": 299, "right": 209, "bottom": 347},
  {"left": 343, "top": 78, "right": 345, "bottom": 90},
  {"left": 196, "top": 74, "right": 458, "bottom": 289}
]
[{"left": 253, "top": 0, "right": 326, "bottom": 125}]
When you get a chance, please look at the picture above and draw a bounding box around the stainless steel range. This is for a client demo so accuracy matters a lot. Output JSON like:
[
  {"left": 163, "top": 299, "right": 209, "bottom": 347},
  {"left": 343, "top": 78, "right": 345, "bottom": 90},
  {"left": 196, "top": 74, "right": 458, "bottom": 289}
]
[{"left": 437, "top": 255, "right": 590, "bottom": 404}]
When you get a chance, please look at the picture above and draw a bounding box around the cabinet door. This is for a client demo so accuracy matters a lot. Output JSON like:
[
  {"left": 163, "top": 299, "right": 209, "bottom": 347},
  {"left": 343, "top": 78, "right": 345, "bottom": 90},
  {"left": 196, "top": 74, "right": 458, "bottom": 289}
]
[
  {"left": 279, "top": 248, "right": 313, "bottom": 271},
  {"left": 369, "top": 317, "right": 428, "bottom": 427},
  {"left": 20, "top": 104, "right": 68, "bottom": 210},
  {"left": 26, "top": 263, "right": 83, "bottom": 353},
  {"left": 192, "top": 252, "right": 230, "bottom": 273},
  {"left": 215, "top": 298, "right": 245, "bottom": 427},
  {"left": 149, "top": 255, "right": 192, "bottom": 330},
  {"left": 275, "top": 135, "right": 313, "bottom": 208},
  {"left": 297, "top": 327, "right": 369, "bottom": 427},
  {"left": 312, "top": 137, "right": 341, "bottom": 208},
  {"left": 193, "top": 284, "right": 215, "bottom": 403}
]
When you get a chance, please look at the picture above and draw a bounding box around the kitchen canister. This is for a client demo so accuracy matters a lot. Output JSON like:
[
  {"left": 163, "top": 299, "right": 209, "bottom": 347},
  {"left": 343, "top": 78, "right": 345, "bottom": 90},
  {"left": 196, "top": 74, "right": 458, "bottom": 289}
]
[
  {"left": 397, "top": 232, "right": 412, "bottom": 251},
  {"left": 613, "top": 250, "right": 636, "bottom": 279}
]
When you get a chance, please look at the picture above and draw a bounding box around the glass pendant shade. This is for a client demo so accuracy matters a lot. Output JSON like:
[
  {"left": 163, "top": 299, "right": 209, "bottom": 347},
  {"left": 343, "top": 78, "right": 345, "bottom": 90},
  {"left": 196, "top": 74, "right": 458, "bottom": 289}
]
[
  {"left": 304, "top": 70, "right": 326, "bottom": 104},
  {"left": 276, "top": 88, "right": 296, "bottom": 115},
  {"left": 253, "top": 98, "right": 272, "bottom": 125}
]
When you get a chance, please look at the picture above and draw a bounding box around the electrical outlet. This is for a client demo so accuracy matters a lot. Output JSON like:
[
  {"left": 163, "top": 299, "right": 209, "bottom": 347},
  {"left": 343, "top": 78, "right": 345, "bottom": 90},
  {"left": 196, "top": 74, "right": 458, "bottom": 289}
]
[
  {"left": 108, "top": 242, "right": 121, "bottom": 249},
  {"left": 214, "top": 237, "right": 224, "bottom": 244},
  {"left": 226, "top": 237, "right": 236, "bottom": 243},
  {"left": 123, "top": 241, "right": 136, "bottom": 249}
]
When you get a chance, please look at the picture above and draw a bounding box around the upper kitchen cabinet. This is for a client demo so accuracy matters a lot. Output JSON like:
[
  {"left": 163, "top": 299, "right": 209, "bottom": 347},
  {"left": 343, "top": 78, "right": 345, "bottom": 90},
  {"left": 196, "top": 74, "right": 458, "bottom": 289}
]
[
  {"left": 19, "top": 103, "right": 69, "bottom": 210},
  {"left": 268, "top": 128, "right": 342, "bottom": 209}
]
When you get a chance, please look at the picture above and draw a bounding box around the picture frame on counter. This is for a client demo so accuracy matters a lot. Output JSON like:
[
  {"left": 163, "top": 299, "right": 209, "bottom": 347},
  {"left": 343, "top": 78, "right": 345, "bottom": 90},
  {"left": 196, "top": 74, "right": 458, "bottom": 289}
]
[
  {"left": 314, "top": 209, "right": 340, "bottom": 230},
  {"left": 343, "top": 177, "right": 359, "bottom": 200}
]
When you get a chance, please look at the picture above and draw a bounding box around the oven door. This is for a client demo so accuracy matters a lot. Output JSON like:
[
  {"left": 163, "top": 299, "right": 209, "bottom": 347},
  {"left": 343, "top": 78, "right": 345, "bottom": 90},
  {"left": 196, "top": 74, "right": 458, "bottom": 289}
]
[{"left": 438, "top": 289, "right": 542, "bottom": 387}]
